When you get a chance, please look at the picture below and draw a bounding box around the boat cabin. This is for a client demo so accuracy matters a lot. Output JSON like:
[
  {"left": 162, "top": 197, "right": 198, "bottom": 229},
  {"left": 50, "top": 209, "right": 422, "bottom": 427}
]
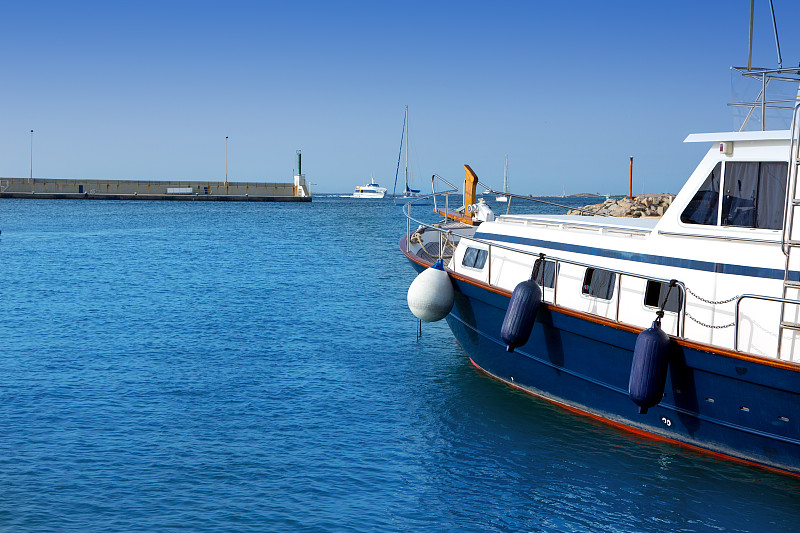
[{"left": 430, "top": 130, "right": 800, "bottom": 362}]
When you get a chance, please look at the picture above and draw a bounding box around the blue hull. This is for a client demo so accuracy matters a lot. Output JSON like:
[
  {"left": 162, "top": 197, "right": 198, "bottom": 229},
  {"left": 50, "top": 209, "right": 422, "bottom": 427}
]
[{"left": 410, "top": 260, "right": 800, "bottom": 475}]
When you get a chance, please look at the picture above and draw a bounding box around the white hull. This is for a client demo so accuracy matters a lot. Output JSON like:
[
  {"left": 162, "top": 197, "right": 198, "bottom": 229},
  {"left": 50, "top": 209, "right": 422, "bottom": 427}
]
[
  {"left": 353, "top": 190, "right": 386, "bottom": 198},
  {"left": 354, "top": 178, "right": 387, "bottom": 198}
]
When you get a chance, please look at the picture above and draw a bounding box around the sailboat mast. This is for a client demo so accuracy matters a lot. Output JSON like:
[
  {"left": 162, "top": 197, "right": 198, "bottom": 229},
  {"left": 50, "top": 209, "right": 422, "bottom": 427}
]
[
  {"left": 503, "top": 153, "right": 508, "bottom": 193},
  {"left": 391, "top": 106, "right": 407, "bottom": 199},
  {"left": 404, "top": 105, "right": 409, "bottom": 192}
]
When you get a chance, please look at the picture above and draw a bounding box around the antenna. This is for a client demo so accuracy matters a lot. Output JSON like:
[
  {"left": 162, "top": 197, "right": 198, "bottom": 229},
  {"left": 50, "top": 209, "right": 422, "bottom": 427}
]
[
  {"left": 768, "top": 0, "right": 782, "bottom": 69},
  {"left": 748, "top": 0, "right": 754, "bottom": 71},
  {"left": 749, "top": 0, "right": 784, "bottom": 70}
]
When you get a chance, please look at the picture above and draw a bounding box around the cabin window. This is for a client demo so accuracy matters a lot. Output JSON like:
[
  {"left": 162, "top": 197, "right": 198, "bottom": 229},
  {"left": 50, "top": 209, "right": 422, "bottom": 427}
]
[
  {"left": 681, "top": 162, "right": 720, "bottom": 225},
  {"left": 722, "top": 162, "right": 787, "bottom": 229},
  {"left": 644, "top": 280, "right": 682, "bottom": 313},
  {"left": 535, "top": 260, "right": 558, "bottom": 289},
  {"left": 462, "top": 247, "right": 488, "bottom": 269},
  {"left": 681, "top": 161, "right": 787, "bottom": 229},
  {"left": 582, "top": 268, "right": 616, "bottom": 300}
]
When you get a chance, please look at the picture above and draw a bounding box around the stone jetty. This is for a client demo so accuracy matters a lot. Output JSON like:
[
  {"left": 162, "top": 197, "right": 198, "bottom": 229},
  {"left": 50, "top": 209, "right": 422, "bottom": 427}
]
[{"left": 567, "top": 194, "right": 676, "bottom": 218}]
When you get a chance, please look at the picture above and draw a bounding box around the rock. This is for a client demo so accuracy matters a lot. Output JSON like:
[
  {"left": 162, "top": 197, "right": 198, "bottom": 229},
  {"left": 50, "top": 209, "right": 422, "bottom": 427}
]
[
  {"left": 571, "top": 194, "right": 676, "bottom": 218},
  {"left": 608, "top": 204, "right": 630, "bottom": 217}
]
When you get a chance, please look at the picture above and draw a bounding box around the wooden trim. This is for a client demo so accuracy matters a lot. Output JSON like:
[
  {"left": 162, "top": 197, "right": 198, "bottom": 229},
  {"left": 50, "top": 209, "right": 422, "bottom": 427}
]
[
  {"left": 434, "top": 208, "right": 473, "bottom": 226},
  {"left": 399, "top": 236, "right": 800, "bottom": 373}
]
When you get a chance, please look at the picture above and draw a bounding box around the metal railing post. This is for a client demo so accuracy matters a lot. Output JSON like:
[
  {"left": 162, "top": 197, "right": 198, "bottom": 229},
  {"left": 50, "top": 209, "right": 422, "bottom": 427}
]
[
  {"left": 488, "top": 245, "right": 492, "bottom": 286},
  {"left": 734, "top": 298, "right": 741, "bottom": 351},
  {"left": 407, "top": 215, "right": 411, "bottom": 253},
  {"left": 762, "top": 72, "right": 767, "bottom": 131},
  {"left": 553, "top": 260, "right": 559, "bottom": 306}
]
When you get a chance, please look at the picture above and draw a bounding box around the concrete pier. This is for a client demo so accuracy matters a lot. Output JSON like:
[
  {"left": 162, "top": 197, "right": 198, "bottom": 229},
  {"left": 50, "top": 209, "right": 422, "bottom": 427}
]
[{"left": 0, "top": 176, "right": 312, "bottom": 202}]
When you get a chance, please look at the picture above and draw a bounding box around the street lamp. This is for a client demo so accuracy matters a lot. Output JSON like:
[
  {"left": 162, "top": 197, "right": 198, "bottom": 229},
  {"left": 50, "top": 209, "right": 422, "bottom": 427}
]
[
  {"left": 29, "top": 130, "right": 33, "bottom": 183},
  {"left": 225, "top": 136, "right": 228, "bottom": 185}
]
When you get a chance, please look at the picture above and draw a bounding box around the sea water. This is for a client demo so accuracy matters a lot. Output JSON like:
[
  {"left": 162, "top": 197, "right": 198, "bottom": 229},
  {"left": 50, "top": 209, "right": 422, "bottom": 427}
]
[{"left": 0, "top": 196, "right": 798, "bottom": 532}]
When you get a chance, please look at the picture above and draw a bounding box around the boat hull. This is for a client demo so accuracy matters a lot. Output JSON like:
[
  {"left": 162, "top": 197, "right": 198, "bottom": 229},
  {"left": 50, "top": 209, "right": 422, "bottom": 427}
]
[{"left": 408, "top": 257, "right": 800, "bottom": 476}]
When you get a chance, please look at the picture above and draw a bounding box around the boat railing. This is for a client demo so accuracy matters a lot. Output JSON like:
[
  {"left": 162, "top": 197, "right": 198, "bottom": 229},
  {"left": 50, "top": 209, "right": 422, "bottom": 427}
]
[
  {"left": 429, "top": 173, "right": 460, "bottom": 217},
  {"left": 408, "top": 186, "right": 800, "bottom": 351},
  {"left": 481, "top": 190, "right": 612, "bottom": 217},
  {"left": 730, "top": 66, "right": 800, "bottom": 131},
  {"left": 403, "top": 187, "right": 688, "bottom": 338},
  {"left": 427, "top": 172, "right": 609, "bottom": 218},
  {"left": 781, "top": 102, "right": 800, "bottom": 256},
  {"left": 734, "top": 294, "right": 800, "bottom": 356}
]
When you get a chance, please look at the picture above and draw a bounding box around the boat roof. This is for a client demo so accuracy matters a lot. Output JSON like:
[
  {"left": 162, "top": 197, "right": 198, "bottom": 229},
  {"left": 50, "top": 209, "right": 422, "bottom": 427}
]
[{"left": 684, "top": 130, "right": 791, "bottom": 143}]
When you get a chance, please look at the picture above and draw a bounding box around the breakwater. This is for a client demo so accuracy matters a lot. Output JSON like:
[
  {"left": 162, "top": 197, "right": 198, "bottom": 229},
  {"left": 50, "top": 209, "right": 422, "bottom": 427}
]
[
  {"left": 0, "top": 177, "right": 311, "bottom": 201},
  {"left": 567, "top": 193, "right": 675, "bottom": 217}
]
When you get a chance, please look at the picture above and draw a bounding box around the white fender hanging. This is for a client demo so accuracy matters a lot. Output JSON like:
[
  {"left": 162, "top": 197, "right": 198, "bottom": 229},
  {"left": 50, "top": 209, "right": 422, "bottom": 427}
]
[{"left": 407, "top": 259, "right": 454, "bottom": 322}]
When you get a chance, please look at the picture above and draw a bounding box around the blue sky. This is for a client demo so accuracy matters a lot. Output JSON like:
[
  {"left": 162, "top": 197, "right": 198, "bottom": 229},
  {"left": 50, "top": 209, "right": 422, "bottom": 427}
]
[{"left": 3, "top": 1, "right": 800, "bottom": 194}]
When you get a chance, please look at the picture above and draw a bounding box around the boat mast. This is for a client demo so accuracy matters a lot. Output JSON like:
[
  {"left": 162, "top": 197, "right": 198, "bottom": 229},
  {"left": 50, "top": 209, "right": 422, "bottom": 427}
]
[
  {"left": 503, "top": 153, "right": 508, "bottom": 193},
  {"left": 404, "top": 105, "right": 409, "bottom": 193},
  {"left": 391, "top": 106, "right": 407, "bottom": 200}
]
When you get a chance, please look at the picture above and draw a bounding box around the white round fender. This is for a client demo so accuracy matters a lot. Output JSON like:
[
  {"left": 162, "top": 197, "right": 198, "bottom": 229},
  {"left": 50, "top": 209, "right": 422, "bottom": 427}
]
[{"left": 407, "top": 260, "right": 454, "bottom": 322}]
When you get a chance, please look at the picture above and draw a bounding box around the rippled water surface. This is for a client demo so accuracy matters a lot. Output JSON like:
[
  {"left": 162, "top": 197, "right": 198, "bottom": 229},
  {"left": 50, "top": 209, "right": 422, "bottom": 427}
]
[{"left": 1, "top": 196, "right": 799, "bottom": 532}]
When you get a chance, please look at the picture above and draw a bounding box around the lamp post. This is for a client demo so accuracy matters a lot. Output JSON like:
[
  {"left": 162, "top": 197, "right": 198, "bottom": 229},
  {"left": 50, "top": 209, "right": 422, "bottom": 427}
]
[
  {"left": 225, "top": 136, "right": 228, "bottom": 185},
  {"left": 29, "top": 130, "right": 33, "bottom": 183}
]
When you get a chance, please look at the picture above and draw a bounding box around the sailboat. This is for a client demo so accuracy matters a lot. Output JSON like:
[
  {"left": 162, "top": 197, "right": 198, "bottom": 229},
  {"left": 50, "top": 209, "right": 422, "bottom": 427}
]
[
  {"left": 496, "top": 154, "right": 509, "bottom": 202},
  {"left": 392, "top": 106, "right": 421, "bottom": 199}
]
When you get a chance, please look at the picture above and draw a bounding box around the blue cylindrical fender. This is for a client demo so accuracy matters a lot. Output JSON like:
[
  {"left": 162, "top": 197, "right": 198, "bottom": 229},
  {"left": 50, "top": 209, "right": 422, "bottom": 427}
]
[
  {"left": 500, "top": 279, "right": 542, "bottom": 352},
  {"left": 628, "top": 320, "right": 671, "bottom": 414}
]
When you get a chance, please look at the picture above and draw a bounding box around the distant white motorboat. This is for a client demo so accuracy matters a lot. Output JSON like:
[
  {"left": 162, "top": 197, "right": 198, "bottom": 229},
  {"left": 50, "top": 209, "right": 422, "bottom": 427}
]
[
  {"left": 496, "top": 154, "right": 509, "bottom": 202},
  {"left": 353, "top": 177, "right": 387, "bottom": 198}
]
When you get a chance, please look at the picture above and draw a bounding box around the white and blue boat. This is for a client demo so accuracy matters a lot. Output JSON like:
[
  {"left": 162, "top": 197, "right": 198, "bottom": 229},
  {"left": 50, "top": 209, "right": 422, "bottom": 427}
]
[
  {"left": 353, "top": 177, "right": 387, "bottom": 198},
  {"left": 400, "top": 35, "right": 800, "bottom": 475}
]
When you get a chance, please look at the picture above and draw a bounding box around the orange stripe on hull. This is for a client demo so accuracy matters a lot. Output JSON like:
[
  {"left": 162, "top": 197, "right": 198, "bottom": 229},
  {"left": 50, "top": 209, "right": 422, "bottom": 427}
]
[{"left": 468, "top": 357, "right": 800, "bottom": 479}]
